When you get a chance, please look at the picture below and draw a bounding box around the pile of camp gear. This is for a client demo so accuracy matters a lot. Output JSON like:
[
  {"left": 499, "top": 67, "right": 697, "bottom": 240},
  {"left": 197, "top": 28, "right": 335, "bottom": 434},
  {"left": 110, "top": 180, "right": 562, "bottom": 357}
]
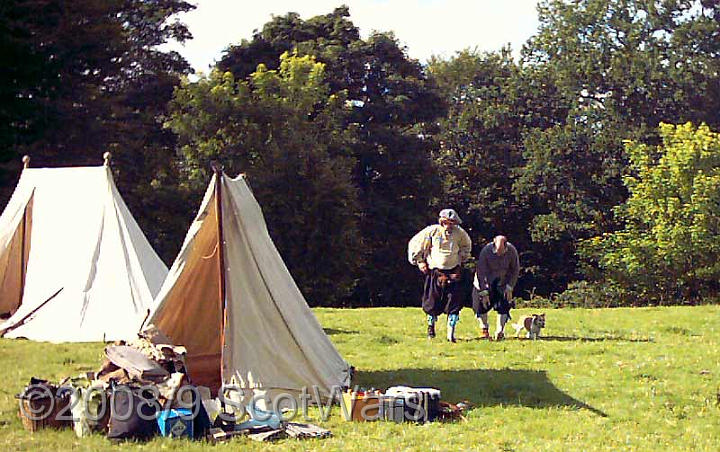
[
  {"left": 16, "top": 329, "right": 206, "bottom": 441},
  {"left": 15, "top": 328, "right": 333, "bottom": 443},
  {"left": 341, "top": 386, "right": 469, "bottom": 423}
]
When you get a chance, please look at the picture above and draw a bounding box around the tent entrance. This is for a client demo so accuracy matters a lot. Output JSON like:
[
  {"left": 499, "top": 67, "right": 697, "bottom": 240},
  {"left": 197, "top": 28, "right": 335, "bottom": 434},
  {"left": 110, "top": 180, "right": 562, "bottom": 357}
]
[
  {"left": 185, "top": 353, "right": 222, "bottom": 394},
  {"left": 150, "top": 178, "right": 224, "bottom": 393},
  {"left": 0, "top": 195, "right": 33, "bottom": 317}
]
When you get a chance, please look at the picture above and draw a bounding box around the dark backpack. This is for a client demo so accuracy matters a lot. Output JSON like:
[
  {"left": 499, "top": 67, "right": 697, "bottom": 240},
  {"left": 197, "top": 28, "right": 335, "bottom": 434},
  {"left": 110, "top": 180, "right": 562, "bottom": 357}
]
[{"left": 107, "top": 384, "right": 159, "bottom": 441}]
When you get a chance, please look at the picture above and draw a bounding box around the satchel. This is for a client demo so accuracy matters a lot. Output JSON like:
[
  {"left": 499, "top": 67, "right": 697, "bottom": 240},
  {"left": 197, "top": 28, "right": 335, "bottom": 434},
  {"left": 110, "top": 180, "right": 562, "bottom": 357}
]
[{"left": 107, "top": 384, "right": 159, "bottom": 441}]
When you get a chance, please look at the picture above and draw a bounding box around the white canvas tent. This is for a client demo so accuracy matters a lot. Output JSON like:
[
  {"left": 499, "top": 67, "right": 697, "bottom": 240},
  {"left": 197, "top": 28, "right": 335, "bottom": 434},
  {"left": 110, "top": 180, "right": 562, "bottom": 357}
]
[
  {"left": 0, "top": 156, "right": 168, "bottom": 342},
  {"left": 146, "top": 169, "right": 351, "bottom": 399}
]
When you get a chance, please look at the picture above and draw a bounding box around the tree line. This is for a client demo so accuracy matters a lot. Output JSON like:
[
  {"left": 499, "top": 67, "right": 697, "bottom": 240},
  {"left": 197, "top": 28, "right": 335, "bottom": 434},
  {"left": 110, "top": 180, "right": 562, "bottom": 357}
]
[{"left": 1, "top": 1, "right": 718, "bottom": 307}]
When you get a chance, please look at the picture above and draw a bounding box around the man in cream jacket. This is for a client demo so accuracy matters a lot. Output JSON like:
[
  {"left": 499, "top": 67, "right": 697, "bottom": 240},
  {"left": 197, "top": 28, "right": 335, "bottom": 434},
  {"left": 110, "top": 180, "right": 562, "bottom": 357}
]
[{"left": 408, "top": 209, "right": 472, "bottom": 342}]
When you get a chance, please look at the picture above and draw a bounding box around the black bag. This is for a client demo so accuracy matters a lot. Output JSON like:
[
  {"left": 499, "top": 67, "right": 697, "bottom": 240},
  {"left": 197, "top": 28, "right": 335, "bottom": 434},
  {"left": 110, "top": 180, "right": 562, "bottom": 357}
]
[
  {"left": 107, "top": 384, "right": 159, "bottom": 441},
  {"left": 187, "top": 387, "right": 211, "bottom": 439}
]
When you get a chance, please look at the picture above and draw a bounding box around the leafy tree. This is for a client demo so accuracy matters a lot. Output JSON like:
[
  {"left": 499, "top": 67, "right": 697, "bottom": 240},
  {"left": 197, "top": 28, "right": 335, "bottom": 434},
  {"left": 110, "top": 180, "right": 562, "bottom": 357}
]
[
  {"left": 0, "top": 0, "right": 52, "bottom": 162},
  {"left": 109, "top": 0, "right": 196, "bottom": 262},
  {"left": 0, "top": 0, "right": 195, "bottom": 261},
  {"left": 218, "top": 7, "right": 445, "bottom": 305},
  {"left": 580, "top": 123, "right": 720, "bottom": 303},
  {"left": 219, "top": 6, "right": 362, "bottom": 95},
  {"left": 428, "top": 50, "right": 526, "bottom": 243},
  {"left": 166, "top": 53, "right": 363, "bottom": 305},
  {"left": 514, "top": 0, "right": 720, "bottom": 291},
  {"left": 525, "top": 0, "right": 720, "bottom": 132},
  {"left": 512, "top": 115, "right": 632, "bottom": 289},
  {"left": 428, "top": 49, "right": 571, "bottom": 294}
]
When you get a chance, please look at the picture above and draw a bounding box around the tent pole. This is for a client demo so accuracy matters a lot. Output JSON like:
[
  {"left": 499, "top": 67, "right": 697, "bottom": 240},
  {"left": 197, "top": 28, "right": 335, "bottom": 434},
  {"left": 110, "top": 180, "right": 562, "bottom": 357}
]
[{"left": 212, "top": 163, "right": 228, "bottom": 388}]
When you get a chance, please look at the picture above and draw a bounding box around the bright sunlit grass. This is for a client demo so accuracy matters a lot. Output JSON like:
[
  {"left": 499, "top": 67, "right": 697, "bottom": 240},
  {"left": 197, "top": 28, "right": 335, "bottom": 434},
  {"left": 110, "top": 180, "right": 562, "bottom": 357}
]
[{"left": 1, "top": 305, "right": 719, "bottom": 451}]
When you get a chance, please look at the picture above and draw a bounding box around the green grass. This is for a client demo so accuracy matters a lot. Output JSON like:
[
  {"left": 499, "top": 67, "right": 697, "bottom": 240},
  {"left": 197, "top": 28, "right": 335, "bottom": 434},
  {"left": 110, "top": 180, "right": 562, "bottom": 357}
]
[{"left": 1, "top": 305, "right": 719, "bottom": 451}]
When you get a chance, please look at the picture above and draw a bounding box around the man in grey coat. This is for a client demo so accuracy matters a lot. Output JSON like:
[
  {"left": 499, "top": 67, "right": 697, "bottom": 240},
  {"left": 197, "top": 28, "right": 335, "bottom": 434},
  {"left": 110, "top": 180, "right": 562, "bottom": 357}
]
[{"left": 471, "top": 235, "right": 520, "bottom": 340}]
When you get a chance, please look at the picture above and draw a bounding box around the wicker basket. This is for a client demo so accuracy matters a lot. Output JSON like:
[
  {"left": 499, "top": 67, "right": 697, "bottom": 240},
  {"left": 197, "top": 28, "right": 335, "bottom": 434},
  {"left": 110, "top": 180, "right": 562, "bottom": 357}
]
[{"left": 17, "top": 393, "right": 72, "bottom": 432}]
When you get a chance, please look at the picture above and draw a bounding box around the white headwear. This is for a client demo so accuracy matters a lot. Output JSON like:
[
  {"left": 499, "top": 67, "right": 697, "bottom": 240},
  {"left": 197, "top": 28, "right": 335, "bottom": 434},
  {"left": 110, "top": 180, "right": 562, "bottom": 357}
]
[{"left": 438, "top": 208, "right": 462, "bottom": 224}]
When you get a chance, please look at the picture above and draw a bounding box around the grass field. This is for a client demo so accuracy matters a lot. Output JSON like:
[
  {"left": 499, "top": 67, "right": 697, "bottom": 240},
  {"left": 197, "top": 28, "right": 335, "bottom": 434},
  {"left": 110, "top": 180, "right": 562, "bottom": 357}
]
[{"left": 1, "top": 305, "right": 719, "bottom": 451}]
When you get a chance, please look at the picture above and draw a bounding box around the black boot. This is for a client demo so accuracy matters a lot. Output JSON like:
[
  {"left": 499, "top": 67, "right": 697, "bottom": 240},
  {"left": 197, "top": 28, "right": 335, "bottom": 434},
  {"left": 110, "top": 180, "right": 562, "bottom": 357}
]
[{"left": 427, "top": 323, "right": 436, "bottom": 339}]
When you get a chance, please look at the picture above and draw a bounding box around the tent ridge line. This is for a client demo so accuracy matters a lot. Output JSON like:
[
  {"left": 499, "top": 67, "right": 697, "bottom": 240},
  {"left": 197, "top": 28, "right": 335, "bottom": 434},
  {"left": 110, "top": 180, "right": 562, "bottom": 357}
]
[
  {"left": 213, "top": 167, "right": 229, "bottom": 384},
  {"left": 107, "top": 174, "right": 147, "bottom": 314}
]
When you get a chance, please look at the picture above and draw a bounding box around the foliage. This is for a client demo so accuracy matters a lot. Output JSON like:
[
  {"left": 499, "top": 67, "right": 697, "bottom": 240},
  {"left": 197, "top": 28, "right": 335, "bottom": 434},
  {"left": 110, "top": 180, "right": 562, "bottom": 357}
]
[
  {"left": 218, "top": 6, "right": 361, "bottom": 95},
  {"left": 512, "top": 117, "right": 631, "bottom": 290},
  {"left": 515, "top": 119, "right": 628, "bottom": 243},
  {"left": 581, "top": 123, "right": 720, "bottom": 303},
  {"left": 0, "top": 0, "right": 194, "bottom": 162},
  {"left": 519, "top": 0, "right": 720, "bottom": 246},
  {"left": 3, "top": 305, "right": 720, "bottom": 450},
  {"left": 218, "top": 7, "right": 445, "bottom": 305},
  {"left": 0, "top": 0, "right": 195, "bottom": 261},
  {"left": 525, "top": 0, "right": 720, "bottom": 132},
  {"left": 3, "top": 2, "right": 720, "bottom": 305},
  {"left": 428, "top": 49, "right": 575, "bottom": 293},
  {"left": 514, "top": 0, "right": 720, "bottom": 294},
  {"left": 428, "top": 49, "right": 527, "bottom": 236},
  {"left": 166, "top": 53, "right": 362, "bottom": 304},
  {"left": 518, "top": 280, "right": 638, "bottom": 309}
]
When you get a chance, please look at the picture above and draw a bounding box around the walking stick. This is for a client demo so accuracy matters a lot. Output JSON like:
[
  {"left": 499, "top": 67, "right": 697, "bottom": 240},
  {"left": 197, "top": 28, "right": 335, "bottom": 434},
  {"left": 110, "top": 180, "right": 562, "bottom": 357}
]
[{"left": 0, "top": 288, "right": 63, "bottom": 336}]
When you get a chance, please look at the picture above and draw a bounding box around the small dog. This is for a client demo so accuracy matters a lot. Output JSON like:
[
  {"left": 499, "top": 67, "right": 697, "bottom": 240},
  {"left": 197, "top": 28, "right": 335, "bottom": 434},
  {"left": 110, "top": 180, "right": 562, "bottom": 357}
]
[{"left": 512, "top": 313, "right": 546, "bottom": 340}]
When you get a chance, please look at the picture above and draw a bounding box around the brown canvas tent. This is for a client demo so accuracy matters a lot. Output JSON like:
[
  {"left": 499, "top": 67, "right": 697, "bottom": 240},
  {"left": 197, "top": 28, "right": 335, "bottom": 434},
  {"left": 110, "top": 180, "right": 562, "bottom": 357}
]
[{"left": 146, "top": 169, "right": 351, "bottom": 399}]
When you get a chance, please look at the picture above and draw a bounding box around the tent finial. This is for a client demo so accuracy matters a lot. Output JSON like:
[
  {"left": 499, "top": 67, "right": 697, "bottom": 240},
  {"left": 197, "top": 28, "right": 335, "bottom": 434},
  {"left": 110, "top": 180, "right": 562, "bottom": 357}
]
[
  {"left": 22, "top": 155, "right": 30, "bottom": 168},
  {"left": 103, "top": 152, "right": 112, "bottom": 167},
  {"left": 210, "top": 161, "right": 223, "bottom": 174}
]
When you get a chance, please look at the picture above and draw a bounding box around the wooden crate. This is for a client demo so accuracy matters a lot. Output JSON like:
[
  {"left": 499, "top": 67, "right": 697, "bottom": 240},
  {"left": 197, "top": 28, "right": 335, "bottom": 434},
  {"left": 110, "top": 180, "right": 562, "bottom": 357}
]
[{"left": 341, "top": 391, "right": 381, "bottom": 421}]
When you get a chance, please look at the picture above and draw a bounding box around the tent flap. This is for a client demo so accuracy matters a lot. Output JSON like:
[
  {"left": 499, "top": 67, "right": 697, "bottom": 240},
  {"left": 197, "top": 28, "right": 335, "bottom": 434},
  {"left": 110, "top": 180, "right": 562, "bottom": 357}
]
[{"left": 0, "top": 192, "right": 32, "bottom": 316}]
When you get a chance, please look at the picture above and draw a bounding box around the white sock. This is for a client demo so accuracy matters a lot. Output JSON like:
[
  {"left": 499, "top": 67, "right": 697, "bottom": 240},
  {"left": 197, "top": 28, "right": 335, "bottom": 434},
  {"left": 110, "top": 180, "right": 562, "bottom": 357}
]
[
  {"left": 477, "top": 313, "right": 489, "bottom": 329},
  {"left": 497, "top": 314, "right": 509, "bottom": 334}
]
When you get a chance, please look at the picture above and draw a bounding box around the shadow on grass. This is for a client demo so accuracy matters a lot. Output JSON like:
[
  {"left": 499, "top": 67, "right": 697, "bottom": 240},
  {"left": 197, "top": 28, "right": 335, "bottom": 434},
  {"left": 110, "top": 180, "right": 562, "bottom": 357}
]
[
  {"left": 354, "top": 368, "right": 607, "bottom": 417},
  {"left": 323, "top": 328, "right": 359, "bottom": 335},
  {"left": 462, "top": 335, "right": 652, "bottom": 343},
  {"left": 528, "top": 335, "right": 653, "bottom": 343}
]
